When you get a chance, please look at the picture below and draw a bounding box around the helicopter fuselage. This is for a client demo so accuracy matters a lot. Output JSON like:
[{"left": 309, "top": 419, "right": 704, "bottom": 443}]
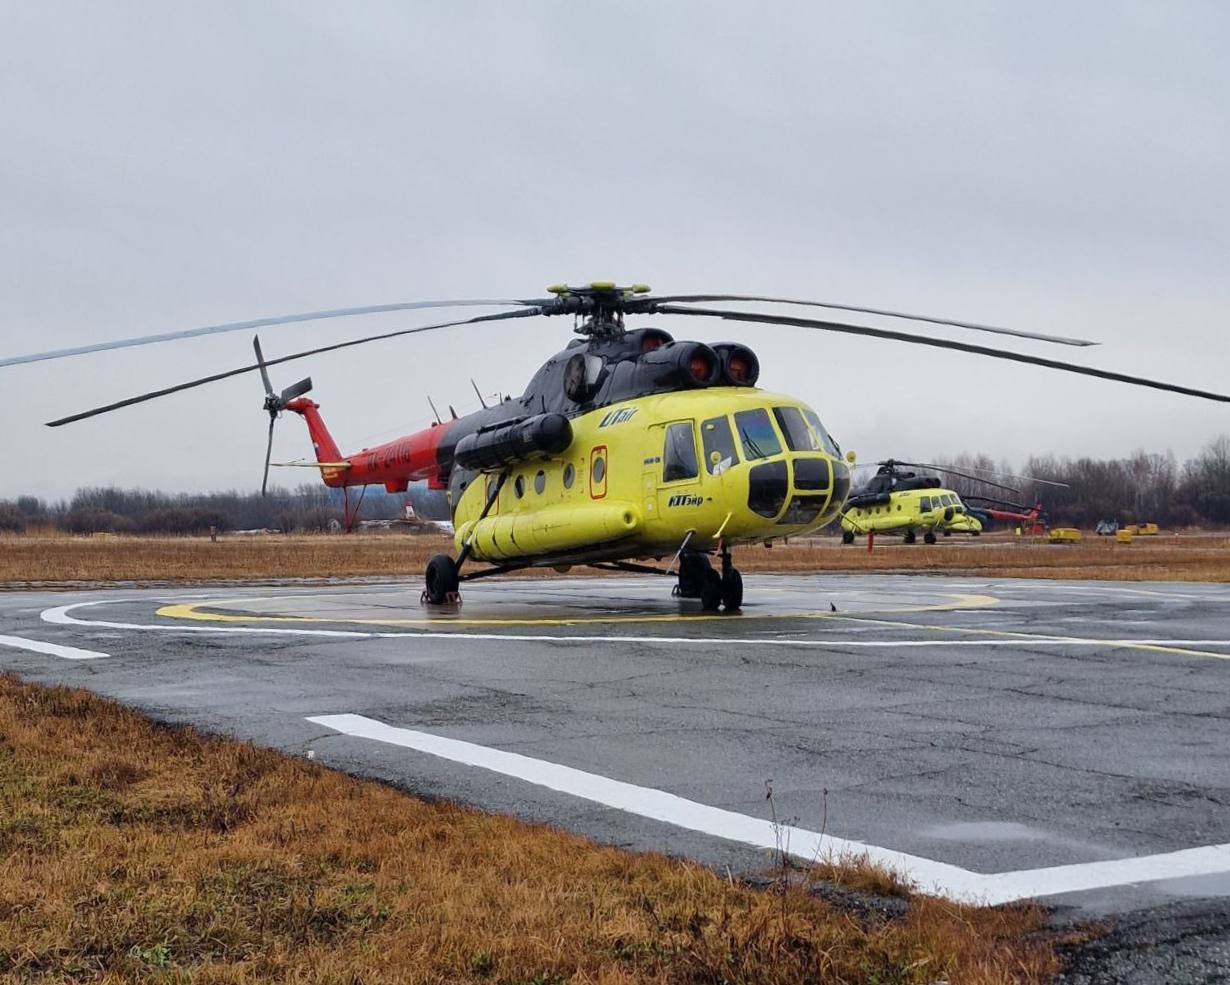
[
  {"left": 287, "top": 325, "right": 851, "bottom": 568},
  {"left": 450, "top": 386, "right": 849, "bottom": 565}
]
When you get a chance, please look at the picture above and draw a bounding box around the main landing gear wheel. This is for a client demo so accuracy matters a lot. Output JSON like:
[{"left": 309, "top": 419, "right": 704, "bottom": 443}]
[
  {"left": 924, "top": 531, "right": 938, "bottom": 544},
  {"left": 904, "top": 530, "right": 917, "bottom": 544},
  {"left": 720, "top": 567, "right": 743, "bottom": 611},
  {"left": 841, "top": 530, "right": 855, "bottom": 545},
  {"left": 711, "top": 544, "right": 743, "bottom": 613},
  {"left": 700, "top": 568, "right": 723, "bottom": 611},
  {"left": 422, "top": 554, "right": 460, "bottom": 605}
]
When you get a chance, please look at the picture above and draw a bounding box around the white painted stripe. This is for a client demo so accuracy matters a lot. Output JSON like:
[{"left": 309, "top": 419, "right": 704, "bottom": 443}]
[
  {"left": 39, "top": 601, "right": 1230, "bottom": 655},
  {"left": 309, "top": 713, "right": 1230, "bottom": 906},
  {"left": 306, "top": 713, "right": 981, "bottom": 899},
  {"left": 0, "top": 634, "right": 108, "bottom": 660}
]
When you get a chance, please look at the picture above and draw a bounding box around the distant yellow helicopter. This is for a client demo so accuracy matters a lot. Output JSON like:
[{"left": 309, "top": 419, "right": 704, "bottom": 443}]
[
  {"left": 840, "top": 460, "right": 1032, "bottom": 544},
  {"left": 13, "top": 282, "right": 1229, "bottom": 611}
]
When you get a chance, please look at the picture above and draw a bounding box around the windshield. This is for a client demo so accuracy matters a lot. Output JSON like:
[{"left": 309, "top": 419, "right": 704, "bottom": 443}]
[
  {"left": 734, "top": 408, "right": 782, "bottom": 461},
  {"left": 801, "top": 408, "right": 841, "bottom": 456},
  {"left": 773, "top": 406, "right": 823, "bottom": 452}
]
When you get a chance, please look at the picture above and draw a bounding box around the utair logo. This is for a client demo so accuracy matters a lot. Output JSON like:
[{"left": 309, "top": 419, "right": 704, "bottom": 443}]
[
  {"left": 598, "top": 407, "right": 637, "bottom": 428},
  {"left": 667, "top": 494, "right": 703, "bottom": 508}
]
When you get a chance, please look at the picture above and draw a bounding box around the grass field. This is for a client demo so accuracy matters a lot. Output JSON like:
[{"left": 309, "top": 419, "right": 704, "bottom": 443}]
[
  {"left": 1, "top": 529, "right": 1228, "bottom": 586},
  {"left": 0, "top": 674, "right": 1065, "bottom": 983}
]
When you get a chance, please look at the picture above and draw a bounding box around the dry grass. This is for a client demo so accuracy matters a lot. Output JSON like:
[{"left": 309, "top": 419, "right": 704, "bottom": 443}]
[
  {"left": 2, "top": 530, "right": 1227, "bottom": 587},
  {"left": 0, "top": 674, "right": 1065, "bottom": 984}
]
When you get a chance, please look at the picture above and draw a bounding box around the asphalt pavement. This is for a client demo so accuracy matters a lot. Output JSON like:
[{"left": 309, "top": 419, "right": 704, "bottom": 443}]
[{"left": 3, "top": 572, "right": 1230, "bottom": 980}]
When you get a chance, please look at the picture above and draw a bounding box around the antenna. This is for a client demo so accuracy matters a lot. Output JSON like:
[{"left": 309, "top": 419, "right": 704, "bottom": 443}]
[
  {"left": 470, "top": 378, "right": 488, "bottom": 409},
  {"left": 427, "top": 395, "right": 442, "bottom": 425}
]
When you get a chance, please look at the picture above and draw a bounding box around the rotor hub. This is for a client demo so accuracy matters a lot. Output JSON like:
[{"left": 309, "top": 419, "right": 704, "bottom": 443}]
[{"left": 542, "top": 282, "right": 654, "bottom": 339}]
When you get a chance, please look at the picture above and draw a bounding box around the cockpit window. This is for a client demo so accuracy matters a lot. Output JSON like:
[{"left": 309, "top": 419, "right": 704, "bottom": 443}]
[
  {"left": 734, "top": 408, "right": 782, "bottom": 461},
  {"left": 920, "top": 496, "right": 932, "bottom": 511},
  {"left": 801, "top": 409, "right": 841, "bottom": 457},
  {"left": 701, "top": 416, "right": 739, "bottom": 475},
  {"left": 773, "top": 406, "right": 822, "bottom": 452},
  {"left": 662, "top": 421, "right": 699, "bottom": 483}
]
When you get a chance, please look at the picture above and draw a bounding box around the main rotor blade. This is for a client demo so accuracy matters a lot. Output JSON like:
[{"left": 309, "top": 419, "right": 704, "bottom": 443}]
[
  {"left": 3, "top": 298, "right": 542, "bottom": 370},
  {"left": 47, "top": 307, "right": 543, "bottom": 427},
  {"left": 652, "top": 295, "right": 1097, "bottom": 347},
  {"left": 654, "top": 304, "right": 1230, "bottom": 404},
  {"left": 253, "top": 336, "right": 274, "bottom": 397},
  {"left": 261, "top": 416, "right": 275, "bottom": 497},
  {"left": 917, "top": 465, "right": 1019, "bottom": 495},
  {"left": 898, "top": 461, "right": 1069, "bottom": 489}
]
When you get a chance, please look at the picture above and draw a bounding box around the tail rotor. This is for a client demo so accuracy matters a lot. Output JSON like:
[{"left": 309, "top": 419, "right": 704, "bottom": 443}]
[{"left": 254, "top": 335, "right": 312, "bottom": 496}]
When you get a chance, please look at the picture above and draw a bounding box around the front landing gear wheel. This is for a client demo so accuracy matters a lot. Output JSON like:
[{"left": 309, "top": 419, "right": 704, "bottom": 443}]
[
  {"left": 422, "top": 554, "right": 460, "bottom": 605},
  {"left": 700, "top": 568, "right": 723, "bottom": 611},
  {"left": 720, "top": 568, "right": 743, "bottom": 611},
  {"left": 924, "top": 531, "right": 938, "bottom": 545},
  {"left": 674, "top": 552, "right": 713, "bottom": 599}
]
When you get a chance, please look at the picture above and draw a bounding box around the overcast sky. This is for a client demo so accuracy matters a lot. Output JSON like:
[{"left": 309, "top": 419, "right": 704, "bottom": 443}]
[{"left": 2, "top": 2, "right": 1227, "bottom": 499}]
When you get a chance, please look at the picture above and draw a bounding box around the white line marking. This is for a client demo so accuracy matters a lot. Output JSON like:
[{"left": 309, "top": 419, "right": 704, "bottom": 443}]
[
  {"left": 0, "top": 634, "right": 108, "bottom": 660},
  {"left": 38, "top": 600, "right": 1230, "bottom": 656},
  {"left": 309, "top": 713, "right": 1230, "bottom": 906}
]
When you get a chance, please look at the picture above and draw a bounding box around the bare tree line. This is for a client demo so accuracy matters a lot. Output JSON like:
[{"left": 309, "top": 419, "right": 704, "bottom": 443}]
[
  {"left": 0, "top": 483, "right": 450, "bottom": 534},
  {"left": 1, "top": 435, "right": 1228, "bottom": 534},
  {"left": 935, "top": 435, "right": 1230, "bottom": 528}
]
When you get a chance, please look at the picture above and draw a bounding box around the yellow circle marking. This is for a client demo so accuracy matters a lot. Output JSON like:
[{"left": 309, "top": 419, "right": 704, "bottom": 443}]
[{"left": 156, "top": 593, "right": 998, "bottom": 629}]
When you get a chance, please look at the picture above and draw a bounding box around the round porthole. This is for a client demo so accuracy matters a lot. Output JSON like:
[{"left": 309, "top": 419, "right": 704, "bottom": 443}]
[
  {"left": 534, "top": 470, "right": 546, "bottom": 494},
  {"left": 514, "top": 475, "right": 526, "bottom": 498},
  {"left": 563, "top": 463, "right": 575, "bottom": 489},
  {"left": 592, "top": 456, "right": 606, "bottom": 484}
]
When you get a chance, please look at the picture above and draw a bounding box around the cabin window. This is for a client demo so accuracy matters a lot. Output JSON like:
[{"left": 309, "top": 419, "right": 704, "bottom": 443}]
[
  {"left": 920, "top": 496, "right": 931, "bottom": 511},
  {"left": 592, "top": 456, "right": 605, "bottom": 484},
  {"left": 793, "top": 457, "right": 830, "bottom": 491},
  {"left": 747, "top": 460, "right": 788, "bottom": 518},
  {"left": 701, "top": 416, "right": 739, "bottom": 475},
  {"left": 514, "top": 475, "right": 526, "bottom": 499},
  {"left": 563, "top": 463, "right": 575, "bottom": 489},
  {"left": 778, "top": 495, "right": 826, "bottom": 526},
  {"left": 534, "top": 470, "right": 546, "bottom": 495},
  {"left": 734, "top": 408, "right": 782, "bottom": 461},
  {"left": 773, "top": 406, "right": 822, "bottom": 452},
  {"left": 662, "top": 421, "right": 699, "bottom": 483}
]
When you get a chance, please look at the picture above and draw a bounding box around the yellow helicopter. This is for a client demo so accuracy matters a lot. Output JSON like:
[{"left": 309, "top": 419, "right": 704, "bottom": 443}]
[
  {"left": 13, "top": 281, "right": 1230, "bottom": 611},
  {"left": 838, "top": 461, "right": 985, "bottom": 544},
  {"left": 840, "top": 460, "right": 1066, "bottom": 544}
]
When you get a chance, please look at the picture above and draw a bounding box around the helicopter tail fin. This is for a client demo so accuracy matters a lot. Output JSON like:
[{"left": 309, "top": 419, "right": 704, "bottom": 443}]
[{"left": 284, "top": 397, "right": 350, "bottom": 485}]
